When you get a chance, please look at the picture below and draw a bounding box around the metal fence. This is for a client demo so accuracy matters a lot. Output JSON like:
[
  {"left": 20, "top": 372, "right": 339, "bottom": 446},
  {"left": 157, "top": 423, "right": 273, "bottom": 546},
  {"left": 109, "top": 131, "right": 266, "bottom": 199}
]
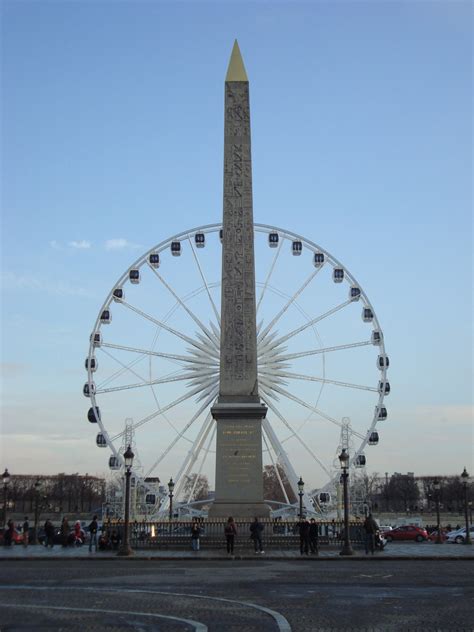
[{"left": 103, "top": 519, "right": 366, "bottom": 550}]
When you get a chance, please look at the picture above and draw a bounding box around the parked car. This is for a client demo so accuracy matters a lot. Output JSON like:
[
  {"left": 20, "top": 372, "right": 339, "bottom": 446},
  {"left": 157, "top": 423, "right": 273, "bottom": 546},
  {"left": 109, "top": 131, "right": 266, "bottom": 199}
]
[
  {"left": 382, "top": 525, "right": 428, "bottom": 542},
  {"left": 379, "top": 525, "right": 393, "bottom": 532},
  {"left": 446, "top": 526, "right": 474, "bottom": 544},
  {"left": 428, "top": 529, "right": 448, "bottom": 542}
]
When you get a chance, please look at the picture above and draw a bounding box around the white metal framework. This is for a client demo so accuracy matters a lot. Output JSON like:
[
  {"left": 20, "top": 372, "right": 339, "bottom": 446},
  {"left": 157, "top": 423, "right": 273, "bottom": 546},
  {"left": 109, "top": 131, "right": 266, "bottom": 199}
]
[{"left": 85, "top": 223, "right": 389, "bottom": 517}]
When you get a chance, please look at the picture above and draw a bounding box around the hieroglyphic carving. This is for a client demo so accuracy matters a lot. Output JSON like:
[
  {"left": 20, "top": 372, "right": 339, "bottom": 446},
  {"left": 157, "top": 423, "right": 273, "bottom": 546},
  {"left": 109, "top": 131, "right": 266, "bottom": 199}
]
[{"left": 219, "top": 81, "right": 258, "bottom": 398}]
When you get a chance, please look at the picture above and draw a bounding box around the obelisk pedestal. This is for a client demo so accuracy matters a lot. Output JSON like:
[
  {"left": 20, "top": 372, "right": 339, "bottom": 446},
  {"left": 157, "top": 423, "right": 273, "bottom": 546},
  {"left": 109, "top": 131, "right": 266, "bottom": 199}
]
[{"left": 209, "top": 41, "right": 269, "bottom": 518}]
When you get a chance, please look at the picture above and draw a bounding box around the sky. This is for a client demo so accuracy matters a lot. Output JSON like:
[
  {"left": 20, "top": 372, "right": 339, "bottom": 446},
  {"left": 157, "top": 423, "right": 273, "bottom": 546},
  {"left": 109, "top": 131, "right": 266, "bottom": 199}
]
[{"left": 1, "top": 0, "right": 472, "bottom": 491}]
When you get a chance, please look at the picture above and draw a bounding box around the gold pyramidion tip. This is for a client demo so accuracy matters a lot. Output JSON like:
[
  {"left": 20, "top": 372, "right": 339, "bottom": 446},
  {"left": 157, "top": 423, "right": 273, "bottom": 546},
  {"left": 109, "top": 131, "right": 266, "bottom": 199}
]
[{"left": 226, "top": 39, "right": 248, "bottom": 82}]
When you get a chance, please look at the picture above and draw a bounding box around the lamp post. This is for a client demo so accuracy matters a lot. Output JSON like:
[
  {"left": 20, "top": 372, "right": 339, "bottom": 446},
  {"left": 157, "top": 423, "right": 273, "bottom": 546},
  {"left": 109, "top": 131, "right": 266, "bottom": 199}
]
[
  {"left": 168, "top": 478, "right": 175, "bottom": 521},
  {"left": 2, "top": 468, "right": 10, "bottom": 527},
  {"left": 32, "top": 478, "right": 42, "bottom": 545},
  {"left": 297, "top": 477, "right": 304, "bottom": 519},
  {"left": 460, "top": 467, "right": 471, "bottom": 545},
  {"left": 338, "top": 449, "right": 354, "bottom": 556},
  {"left": 433, "top": 478, "right": 442, "bottom": 544},
  {"left": 117, "top": 445, "right": 134, "bottom": 556}
]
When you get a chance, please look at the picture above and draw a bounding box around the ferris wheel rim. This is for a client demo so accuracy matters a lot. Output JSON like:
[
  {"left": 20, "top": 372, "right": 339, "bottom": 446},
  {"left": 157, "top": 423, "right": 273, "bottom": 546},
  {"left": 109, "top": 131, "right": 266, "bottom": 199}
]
[{"left": 86, "top": 221, "right": 388, "bottom": 504}]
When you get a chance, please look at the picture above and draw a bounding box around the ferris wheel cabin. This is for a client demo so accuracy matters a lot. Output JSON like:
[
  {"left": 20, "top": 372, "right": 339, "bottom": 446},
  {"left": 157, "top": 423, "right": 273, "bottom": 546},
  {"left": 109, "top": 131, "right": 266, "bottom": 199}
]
[
  {"left": 355, "top": 454, "right": 366, "bottom": 468},
  {"left": 85, "top": 357, "right": 97, "bottom": 372},
  {"left": 313, "top": 252, "right": 325, "bottom": 267},
  {"left": 318, "top": 492, "right": 331, "bottom": 503},
  {"left": 195, "top": 233, "right": 205, "bottom": 248},
  {"left": 333, "top": 268, "right": 344, "bottom": 283},
  {"left": 87, "top": 406, "right": 101, "bottom": 423},
  {"left": 149, "top": 253, "right": 160, "bottom": 268},
  {"left": 96, "top": 433, "right": 107, "bottom": 448},
  {"left": 91, "top": 332, "right": 102, "bottom": 347},
  {"left": 129, "top": 269, "right": 140, "bottom": 284},
  {"left": 350, "top": 287, "right": 361, "bottom": 301},
  {"left": 100, "top": 310, "right": 111, "bottom": 324},
  {"left": 109, "top": 456, "right": 120, "bottom": 470},
  {"left": 362, "top": 308, "right": 374, "bottom": 322},
  {"left": 376, "top": 405, "right": 387, "bottom": 420},
  {"left": 371, "top": 331, "right": 383, "bottom": 345},
  {"left": 171, "top": 241, "right": 181, "bottom": 256},
  {"left": 377, "top": 354, "right": 390, "bottom": 370},
  {"left": 268, "top": 232, "right": 279, "bottom": 247},
  {"left": 378, "top": 381, "right": 390, "bottom": 395},
  {"left": 113, "top": 288, "right": 124, "bottom": 302},
  {"left": 83, "top": 382, "right": 95, "bottom": 397},
  {"left": 369, "top": 431, "right": 379, "bottom": 445},
  {"left": 292, "top": 240, "right": 302, "bottom": 255}
]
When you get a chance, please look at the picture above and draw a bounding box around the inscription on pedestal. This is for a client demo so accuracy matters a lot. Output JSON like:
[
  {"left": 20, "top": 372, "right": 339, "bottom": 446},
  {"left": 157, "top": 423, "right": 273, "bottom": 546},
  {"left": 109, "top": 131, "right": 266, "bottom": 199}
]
[{"left": 214, "top": 417, "right": 263, "bottom": 502}]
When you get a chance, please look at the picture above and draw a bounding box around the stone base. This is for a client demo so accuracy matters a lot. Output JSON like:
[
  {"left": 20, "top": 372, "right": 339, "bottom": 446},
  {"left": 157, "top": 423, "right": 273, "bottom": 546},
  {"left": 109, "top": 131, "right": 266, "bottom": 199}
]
[{"left": 208, "top": 501, "right": 270, "bottom": 519}]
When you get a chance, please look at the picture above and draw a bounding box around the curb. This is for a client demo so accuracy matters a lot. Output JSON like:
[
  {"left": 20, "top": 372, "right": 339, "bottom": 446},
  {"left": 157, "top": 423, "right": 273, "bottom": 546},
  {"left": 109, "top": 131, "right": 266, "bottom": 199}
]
[{"left": 1, "top": 555, "right": 473, "bottom": 562}]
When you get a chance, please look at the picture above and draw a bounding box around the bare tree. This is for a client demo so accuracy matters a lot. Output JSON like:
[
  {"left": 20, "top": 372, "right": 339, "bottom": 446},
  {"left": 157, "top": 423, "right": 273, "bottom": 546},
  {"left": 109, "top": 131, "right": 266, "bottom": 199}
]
[
  {"left": 263, "top": 465, "right": 297, "bottom": 504},
  {"left": 182, "top": 474, "right": 209, "bottom": 501}
]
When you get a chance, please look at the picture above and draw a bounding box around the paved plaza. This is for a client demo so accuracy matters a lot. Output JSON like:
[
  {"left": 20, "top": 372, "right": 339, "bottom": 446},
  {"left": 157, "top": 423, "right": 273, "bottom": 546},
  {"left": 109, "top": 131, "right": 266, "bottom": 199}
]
[{"left": 0, "top": 557, "right": 472, "bottom": 631}]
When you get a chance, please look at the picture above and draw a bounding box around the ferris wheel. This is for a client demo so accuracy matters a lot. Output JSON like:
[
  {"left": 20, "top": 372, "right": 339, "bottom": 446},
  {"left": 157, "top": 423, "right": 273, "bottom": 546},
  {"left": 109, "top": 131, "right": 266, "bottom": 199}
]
[{"left": 84, "top": 223, "right": 389, "bottom": 513}]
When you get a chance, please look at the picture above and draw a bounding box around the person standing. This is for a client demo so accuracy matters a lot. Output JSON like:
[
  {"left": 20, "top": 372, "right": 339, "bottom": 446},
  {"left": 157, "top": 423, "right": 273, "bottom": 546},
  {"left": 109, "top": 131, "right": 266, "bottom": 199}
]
[
  {"left": 309, "top": 518, "right": 319, "bottom": 555},
  {"left": 44, "top": 519, "right": 55, "bottom": 548},
  {"left": 250, "top": 517, "right": 264, "bottom": 554},
  {"left": 224, "top": 517, "right": 237, "bottom": 556},
  {"left": 191, "top": 519, "right": 201, "bottom": 551},
  {"left": 298, "top": 517, "right": 310, "bottom": 556},
  {"left": 363, "top": 513, "right": 379, "bottom": 555},
  {"left": 4, "top": 519, "right": 14, "bottom": 546},
  {"left": 88, "top": 515, "right": 98, "bottom": 552},
  {"left": 74, "top": 520, "right": 83, "bottom": 546},
  {"left": 60, "top": 517, "right": 70, "bottom": 547},
  {"left": 22, "top": 517, "right": 29, "bottom": 547}
]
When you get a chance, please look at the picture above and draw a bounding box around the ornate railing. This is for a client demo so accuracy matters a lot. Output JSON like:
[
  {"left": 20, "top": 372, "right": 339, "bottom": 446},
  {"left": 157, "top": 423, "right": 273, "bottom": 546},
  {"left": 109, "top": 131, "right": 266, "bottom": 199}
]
[{"left": 102, "top": 519, "right": 366, "bottom": 550}]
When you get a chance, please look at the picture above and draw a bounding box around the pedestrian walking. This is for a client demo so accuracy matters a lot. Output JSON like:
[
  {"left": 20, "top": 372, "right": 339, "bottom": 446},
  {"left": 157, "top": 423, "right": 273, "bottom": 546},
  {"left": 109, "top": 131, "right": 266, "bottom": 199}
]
[
  {"left": 88, "top": 515, "right": 99, "bottom": 552},
  {"left": 44, "top": 519, "right": 55, "bottom": 548},
  {"left": 22, "top": 517, "right": 29, "bottom": 547},
  {"left": 191, "top": 519, "right": 201, "bottom": 551},
  {"left": 224, "top": 516, "right": 237, "bottom": 556},
  {"left": 298, "top": 517, "right": 310, "bottom": 555},
  {"left": 250, "top": 517, "right": 264, "bottom": 554},
  {"left": 60, "top": 517, "right": 70, "bottom": 547},
  {"left": 309, "top": 518, "right": 319, "bottom": 555},
  {"left": 363, "top": 512, "right": 379, "bottom": 555}
]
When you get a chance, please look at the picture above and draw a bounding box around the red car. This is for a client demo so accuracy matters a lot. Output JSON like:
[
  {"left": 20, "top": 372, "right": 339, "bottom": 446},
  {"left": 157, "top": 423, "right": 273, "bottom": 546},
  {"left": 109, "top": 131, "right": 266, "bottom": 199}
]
[
  {"left": 428, "top": 529, "right": 448, "bottom": 542},
  {"left": 0, "top": 527, "right": 23, "bottom": 545},
  {"left": 383, "top": 525, "right": 428, "bottom": 542}
]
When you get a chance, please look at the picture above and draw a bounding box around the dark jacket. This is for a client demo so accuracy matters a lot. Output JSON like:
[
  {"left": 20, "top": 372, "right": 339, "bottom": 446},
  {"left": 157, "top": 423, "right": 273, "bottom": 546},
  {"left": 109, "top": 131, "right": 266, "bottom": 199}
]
[
  {"left": 298, "top": 520, "right": 310, "bottom": 537},
  {"left": 250, "top": 520, "right": 264, "bottom": 539},
  {"left": 309, "top": 522, "right": 319, "bottom": 539},
  {"left": 363, "top": 516, "right": 378, "bottom": 534},
  {"left": 191, "top": 524, "right": 201, "bottom": 539},
  {"left": 89, "top": 520, "right": 98, "bottom": 534}
]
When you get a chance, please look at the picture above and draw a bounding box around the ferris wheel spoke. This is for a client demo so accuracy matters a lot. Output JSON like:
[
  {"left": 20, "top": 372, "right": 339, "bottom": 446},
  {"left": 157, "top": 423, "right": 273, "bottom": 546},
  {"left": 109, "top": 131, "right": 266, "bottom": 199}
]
[
  {"left": 260, "top": 385, "right": 333, "bottom": 478},
  {"left": 148, "top": 263, "right": 215, "bottom": 342},
  {"left": 143, "top": 386, "right": 219, "bottom": 477},
  {"left": 268, "top": 299, "right": 354, "bottom": 349},
  {"left": 186, "top": 423, "right": 216, "bottom": 503},
  {"left": 102, "top": 342, "right": 192, "bottom": 364},
  {"left": 262, "top": 431, "right": 290, "bottom": 504},
  {"left": 261, "top": 378, "right": 366, "bottom": 440},
  {"left": 96, "top": 352, "right": 148, "bottom": 389},
  {"left": 278, "top": 340, "right": 372, "bottom": 362},
  {"left": 261, "top": 369, "right": 378, "bottom": 393},
  {"left": 96, "top": 369, "right": 203, "bottom": 394},
  {"left": 172, "top": 411, "right": 215, "bottom": 499},
  {"left": 188, "top": 234, "right": 221, "bottom": 325},
  {"left": 110, "top": 378, "right": 218, "bottom": 441},
  {"left": 120, "top": 300, "right": 218, "bottom": 357},
  {"left": 258, "top": 268, "right": 321, "bottom": 342},
  {"left": 256, "top": 237, "right": 284, "bottom": 315}
]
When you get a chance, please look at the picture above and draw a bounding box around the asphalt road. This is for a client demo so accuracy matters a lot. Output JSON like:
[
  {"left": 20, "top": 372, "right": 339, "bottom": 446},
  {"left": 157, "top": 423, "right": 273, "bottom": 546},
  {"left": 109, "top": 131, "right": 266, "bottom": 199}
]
[{"left": 0, "top": 559, "right": 472, "bottom": 631}]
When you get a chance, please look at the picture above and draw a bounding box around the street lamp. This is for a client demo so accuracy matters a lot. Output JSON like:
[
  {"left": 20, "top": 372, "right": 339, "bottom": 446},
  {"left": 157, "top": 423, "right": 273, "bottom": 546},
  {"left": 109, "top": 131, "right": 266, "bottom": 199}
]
[
  {"left": 32, "top": 478, "right": 42, "bottom": 545},
  {"left": 297, "top": 477, "right": 304, "bottom": 519},
  {"left": 168, "top": 478, "right": 175, "bottom": 521},
  {"left": 338, "top": 449, "right": 354, "bottom": 556},
  {"left": 460, "top": 467, "right": 471, "bottom": 545},
  {"left": 117, "top": 445, "right": 134, "bottom": 556},
  {"left": 2, "top": 468, "right": 10, "bottom": 527},
  {"left": 433, "top": 478, "right": 442, "bottom": 544}
]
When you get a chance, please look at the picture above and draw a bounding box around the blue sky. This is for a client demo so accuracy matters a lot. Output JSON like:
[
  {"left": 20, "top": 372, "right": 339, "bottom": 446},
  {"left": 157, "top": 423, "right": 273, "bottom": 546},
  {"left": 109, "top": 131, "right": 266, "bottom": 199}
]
[{"left": 1, "top": 1, "right": 472, "bottom": 486}]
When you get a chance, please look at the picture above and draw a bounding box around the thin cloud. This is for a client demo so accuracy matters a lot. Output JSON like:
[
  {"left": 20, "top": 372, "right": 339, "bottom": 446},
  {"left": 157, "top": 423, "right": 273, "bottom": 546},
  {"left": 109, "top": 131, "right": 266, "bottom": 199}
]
[
  {"left": 105, "top": 238, "right": 143, "bottom": 251},
  {"left": 1, "top": 271, "right": 91, "bottom": 297},
  {"left": 49, "top": 240, "right": 62, "bottom": 250},
  {"left": 68, "top": 240, "right": 92, "bottom": 249}
]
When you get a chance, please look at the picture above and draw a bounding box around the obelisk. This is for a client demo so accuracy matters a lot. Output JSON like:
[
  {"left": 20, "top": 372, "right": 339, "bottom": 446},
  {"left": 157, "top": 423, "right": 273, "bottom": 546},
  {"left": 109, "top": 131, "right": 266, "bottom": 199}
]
[{"left": 209, "top": 41, "right": 269, "bottom": 518}]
